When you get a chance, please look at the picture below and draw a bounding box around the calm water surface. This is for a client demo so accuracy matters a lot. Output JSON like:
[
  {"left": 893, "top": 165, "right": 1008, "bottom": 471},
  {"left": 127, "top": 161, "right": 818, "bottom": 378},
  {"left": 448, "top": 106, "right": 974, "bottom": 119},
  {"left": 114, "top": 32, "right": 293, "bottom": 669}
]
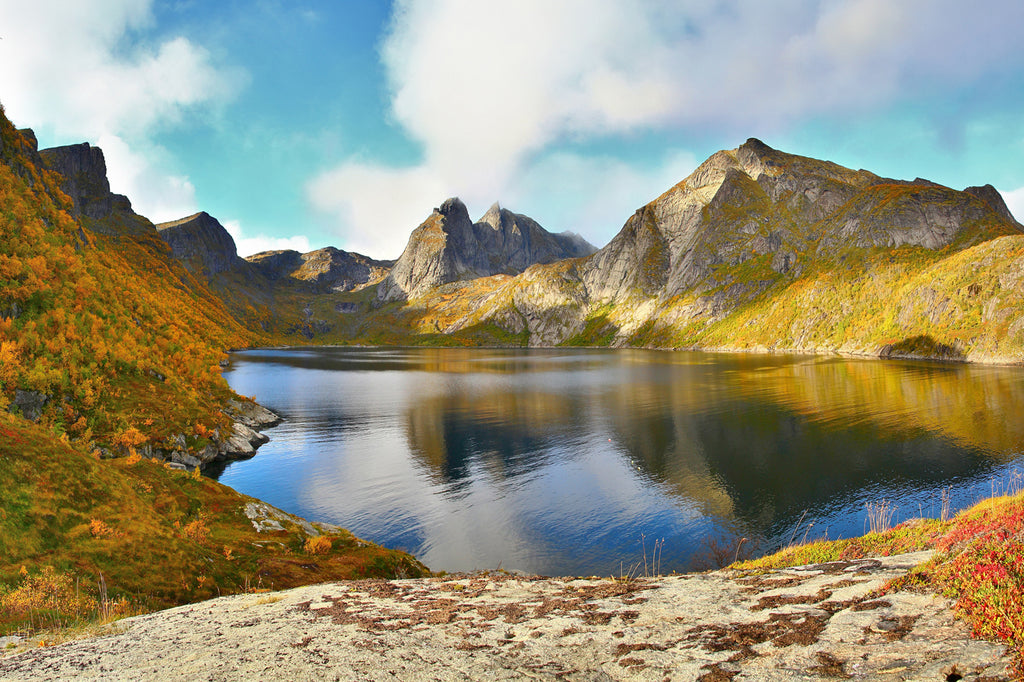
[{"left": 215, "top": 347, "right": 1024, "bottom": 575}]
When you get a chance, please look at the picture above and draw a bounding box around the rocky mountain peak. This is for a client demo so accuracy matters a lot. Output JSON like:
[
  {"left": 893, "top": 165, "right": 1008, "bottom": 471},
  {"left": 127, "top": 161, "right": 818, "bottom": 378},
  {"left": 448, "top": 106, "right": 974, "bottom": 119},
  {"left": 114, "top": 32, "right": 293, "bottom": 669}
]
[
  {"left": 479, "top": 202, "right": 504, "bottom": 229},
  {"left": 40, "top": 143, "right": 125, "bottom": 219},
  {"left": 156, "top": 212, "right": 242, "bottom": 278},
  {"left": 39, "top": 141, "right": 153, "bottom": 236},
  {"left": 965, "top": 184, "right": 1019, "bottom": 224},
  {"left": 437, "top": 197, "right": 470, "bottom": 220},
  {"left": 582, "top": 139, "right": 1024, "bottom": 306},
  {"left": 377, "top": 199, "right": 596, "bottom": 302}
]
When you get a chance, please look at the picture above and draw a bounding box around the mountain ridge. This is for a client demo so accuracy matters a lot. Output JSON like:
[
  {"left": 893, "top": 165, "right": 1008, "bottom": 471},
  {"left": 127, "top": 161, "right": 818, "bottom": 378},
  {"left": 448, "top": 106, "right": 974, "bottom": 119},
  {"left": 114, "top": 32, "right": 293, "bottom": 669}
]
[
  {"left": 376, "top": 197, "right": 597, "bottom": 302},
  {"left": 18, "top": 121, "right": 1024, "bottom": 365}
]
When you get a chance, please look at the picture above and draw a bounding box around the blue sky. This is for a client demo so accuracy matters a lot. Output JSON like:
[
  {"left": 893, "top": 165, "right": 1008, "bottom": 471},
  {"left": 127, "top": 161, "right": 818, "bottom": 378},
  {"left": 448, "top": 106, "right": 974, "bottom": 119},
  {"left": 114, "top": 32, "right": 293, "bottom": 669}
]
[{"left": 2, "top": 0, "right": 1024, "bottom": 259}]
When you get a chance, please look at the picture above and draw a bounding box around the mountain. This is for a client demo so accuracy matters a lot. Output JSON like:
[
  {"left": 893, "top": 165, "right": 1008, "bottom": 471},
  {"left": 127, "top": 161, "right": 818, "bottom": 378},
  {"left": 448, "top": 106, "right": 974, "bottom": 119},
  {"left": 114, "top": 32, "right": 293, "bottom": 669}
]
[
  {"left": 377, "top": 197, "right": 596, "bottom": 302},
  {"left": 582, "top": 138, "right": 1018, "bottom": 304},
  {"left": 248, "top": 246, "right": 393, "bottom": 293},
  {"left": 355, "top": 138, "right": 1023, "bottom": 359},
  {"left": 156, "top": 212, "right": 251, "bottom": 279}
]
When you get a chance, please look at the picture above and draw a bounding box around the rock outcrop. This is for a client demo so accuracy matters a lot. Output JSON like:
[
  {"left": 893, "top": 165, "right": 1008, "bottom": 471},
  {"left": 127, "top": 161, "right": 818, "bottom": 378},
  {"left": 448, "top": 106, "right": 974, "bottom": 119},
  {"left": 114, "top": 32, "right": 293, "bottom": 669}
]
[
  {"left": 0, "top": 551, "right": 1012, "bottom": 680},
  {"left": 248, "top": 246, "right": 393, "bottom": 292},
  {"left": 127, "top": 398, "right": 282, "bottom": 471},
  {"left": 377, "top": 198, "right": 595, "bottom": 302},
  {"left": 39, "top": 143, "right": 154, "bottom": 237}
]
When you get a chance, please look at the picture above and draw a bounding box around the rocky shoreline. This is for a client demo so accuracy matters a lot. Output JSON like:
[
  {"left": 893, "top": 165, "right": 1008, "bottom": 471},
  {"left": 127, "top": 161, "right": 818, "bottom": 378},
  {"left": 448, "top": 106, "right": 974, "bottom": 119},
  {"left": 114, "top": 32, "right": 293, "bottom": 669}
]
[
  {"left": 0, "top": 550, "right": 1012, "bottom": 681},
  {"left": 130, "top": 398, "right": 281, "bottom": 472}
]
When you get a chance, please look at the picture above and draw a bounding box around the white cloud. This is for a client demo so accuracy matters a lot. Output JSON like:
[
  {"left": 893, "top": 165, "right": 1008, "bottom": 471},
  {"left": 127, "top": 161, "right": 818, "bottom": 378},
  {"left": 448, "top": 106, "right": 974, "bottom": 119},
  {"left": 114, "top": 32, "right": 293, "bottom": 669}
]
[
  {"left": 381, "top": 0, "right": 1024, "bottom": 173},
  {"left": 223, "top": 220, "right": 311, "bottom": 259},
  {"left": 506, "top": 150, "right": 698, "bottom": 248},
  {"left": 97, "top": 133, "right": 198, "bottom": 223},
  {"left": 311, "top": 0, "right": 1024, "bottom": 257},
  {"left": 1001, "top": 187, "right": 1024, "bottom": 225},
  {"left": 307, "top": 162, "right": 449, "bottom": 259},
  {"left": 0, "top": 0, "right": 244, "bottom": 224}
]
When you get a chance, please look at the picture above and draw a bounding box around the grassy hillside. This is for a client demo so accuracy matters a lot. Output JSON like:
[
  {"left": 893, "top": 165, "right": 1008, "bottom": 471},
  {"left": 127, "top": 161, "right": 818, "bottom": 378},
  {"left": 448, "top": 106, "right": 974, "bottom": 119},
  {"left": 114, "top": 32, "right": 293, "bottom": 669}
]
[
  {"left": 0, "top": 412, "right": 425, "bottom": 635},
  {"left": 633, "top": 235, "right": 1024, "bottom": 362},
  {"left": 0, "top": 112, "right": 261, "bottom": 448},
  {"left": 0, "top": 105, "right": 425, "bottom": 635}
]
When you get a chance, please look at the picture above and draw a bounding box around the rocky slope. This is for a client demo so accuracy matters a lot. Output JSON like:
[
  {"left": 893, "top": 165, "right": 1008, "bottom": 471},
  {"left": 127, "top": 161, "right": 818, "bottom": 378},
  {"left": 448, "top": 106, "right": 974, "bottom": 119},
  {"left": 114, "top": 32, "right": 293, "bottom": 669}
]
[
  {"left": 581, "top": 138, "right": 1018, "bottom": 304},
  {"left": 0, "top": 551, "right": 1011, "bottom": 681},
  {"left": 377, "top": 198, "right": 596, "bottom": 302}
]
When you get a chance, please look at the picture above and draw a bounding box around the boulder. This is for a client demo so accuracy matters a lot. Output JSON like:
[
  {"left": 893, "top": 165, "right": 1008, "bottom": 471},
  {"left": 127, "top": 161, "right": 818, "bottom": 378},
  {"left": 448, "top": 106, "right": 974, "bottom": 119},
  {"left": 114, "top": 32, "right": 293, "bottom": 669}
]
[{"left": 10, "top": 389, "right": 48, "bottom": 422}]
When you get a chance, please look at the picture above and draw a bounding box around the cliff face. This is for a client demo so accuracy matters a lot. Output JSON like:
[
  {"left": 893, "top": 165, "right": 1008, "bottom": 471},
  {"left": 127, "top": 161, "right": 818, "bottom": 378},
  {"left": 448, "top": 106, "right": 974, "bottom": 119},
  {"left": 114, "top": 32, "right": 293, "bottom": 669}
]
[
  {"left": 377, "top": 198, "right": 596, "bottom": 302},
  {"left": 39, "top": 143, "right": 152, "bottom": 237}
]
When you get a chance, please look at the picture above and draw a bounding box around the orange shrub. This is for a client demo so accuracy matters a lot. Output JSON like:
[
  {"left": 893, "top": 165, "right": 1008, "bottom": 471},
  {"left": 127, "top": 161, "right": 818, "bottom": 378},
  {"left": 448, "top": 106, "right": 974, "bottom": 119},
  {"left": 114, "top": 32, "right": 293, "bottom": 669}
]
[
  {"left": 304, "top": 536, "right": 332, "bottom": 555},
  {"left": 182, "top": 518, "right": 210, "bottom": 544}
]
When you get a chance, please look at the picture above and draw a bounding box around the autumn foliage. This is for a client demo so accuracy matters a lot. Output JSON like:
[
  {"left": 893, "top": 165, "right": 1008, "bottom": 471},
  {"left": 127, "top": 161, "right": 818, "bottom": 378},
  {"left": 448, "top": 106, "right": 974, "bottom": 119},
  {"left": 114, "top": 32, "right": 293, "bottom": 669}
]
[{"left": 0, "top": 109, "right": 266, "bottom": 455}]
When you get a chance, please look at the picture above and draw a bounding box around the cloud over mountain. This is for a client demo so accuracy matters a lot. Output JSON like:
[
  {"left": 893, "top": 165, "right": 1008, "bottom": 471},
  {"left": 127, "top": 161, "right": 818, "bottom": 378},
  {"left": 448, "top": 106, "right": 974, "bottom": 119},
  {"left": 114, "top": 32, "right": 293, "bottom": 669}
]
[{"left": 309, "top": 0, "right": 1024, "bottom": 259}]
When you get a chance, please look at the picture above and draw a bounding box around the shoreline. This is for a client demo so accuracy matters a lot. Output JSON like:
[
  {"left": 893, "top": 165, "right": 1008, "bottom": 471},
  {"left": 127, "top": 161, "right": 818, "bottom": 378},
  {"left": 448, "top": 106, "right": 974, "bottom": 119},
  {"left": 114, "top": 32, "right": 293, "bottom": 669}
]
[{"left": 227, "top": 341, "right": 1024, "bottom": 368}]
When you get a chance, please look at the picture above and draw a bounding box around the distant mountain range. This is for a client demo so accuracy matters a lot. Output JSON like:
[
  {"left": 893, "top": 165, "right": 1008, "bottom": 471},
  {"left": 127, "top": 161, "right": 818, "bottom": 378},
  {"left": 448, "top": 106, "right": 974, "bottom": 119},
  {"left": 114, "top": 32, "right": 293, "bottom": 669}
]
[{"left": 29, "top": 126, "right": 1024, "bottom": 362}]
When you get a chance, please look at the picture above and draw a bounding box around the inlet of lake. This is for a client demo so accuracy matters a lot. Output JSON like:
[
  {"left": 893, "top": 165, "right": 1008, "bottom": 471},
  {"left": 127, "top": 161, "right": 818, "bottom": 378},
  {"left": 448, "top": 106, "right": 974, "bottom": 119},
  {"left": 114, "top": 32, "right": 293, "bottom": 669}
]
[{"left": 215, "top": 347, "right": 1024, "bottom": 576}]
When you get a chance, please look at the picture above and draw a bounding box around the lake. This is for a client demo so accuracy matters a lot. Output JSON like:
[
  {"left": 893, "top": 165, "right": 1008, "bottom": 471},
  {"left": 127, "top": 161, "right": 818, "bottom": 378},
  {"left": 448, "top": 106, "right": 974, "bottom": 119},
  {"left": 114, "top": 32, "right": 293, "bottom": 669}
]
[{"left": 215, "top": 347, "right": 1024, "bottom": 576}]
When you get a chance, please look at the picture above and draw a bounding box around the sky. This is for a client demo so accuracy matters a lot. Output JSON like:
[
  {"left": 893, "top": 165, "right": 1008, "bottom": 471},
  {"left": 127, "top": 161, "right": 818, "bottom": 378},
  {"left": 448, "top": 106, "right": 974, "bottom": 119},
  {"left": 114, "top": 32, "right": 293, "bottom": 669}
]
[{"left": 1, "top": 0, "right": 1024, "bottom": 260}]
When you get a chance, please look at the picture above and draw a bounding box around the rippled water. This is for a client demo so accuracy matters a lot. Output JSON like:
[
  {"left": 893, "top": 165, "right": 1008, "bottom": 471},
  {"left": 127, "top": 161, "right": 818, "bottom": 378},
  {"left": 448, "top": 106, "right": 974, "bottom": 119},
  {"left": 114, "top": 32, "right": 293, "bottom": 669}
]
[{"left": 214, "top": 347, "right": 1024, "bottom": 575}]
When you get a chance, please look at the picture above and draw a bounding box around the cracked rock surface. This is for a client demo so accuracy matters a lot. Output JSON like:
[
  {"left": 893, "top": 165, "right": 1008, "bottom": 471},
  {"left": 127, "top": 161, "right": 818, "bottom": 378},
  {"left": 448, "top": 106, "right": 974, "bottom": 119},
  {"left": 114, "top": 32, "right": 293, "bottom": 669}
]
[{"left": 0, "top": 551, "right": 1012, "bottom": 681}]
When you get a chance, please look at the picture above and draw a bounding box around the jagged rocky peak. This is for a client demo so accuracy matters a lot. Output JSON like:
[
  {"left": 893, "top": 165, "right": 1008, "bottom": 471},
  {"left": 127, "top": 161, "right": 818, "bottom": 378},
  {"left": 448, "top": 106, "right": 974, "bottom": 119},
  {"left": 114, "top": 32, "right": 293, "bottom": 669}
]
[
  {"left": 156, "top": 211, "right": 242, "bottom": 278},
  {"left": 377, "top": 197, "right": 596, "bottom": 302},
  {"left": 437, "top": 196, "right": 472, "bottom": 220},
  {"left": 478, "top": 201, "right": 506, "bottom": 229},
  {"left": 39, "top": 142, "right": 142, "bottom": 232}
]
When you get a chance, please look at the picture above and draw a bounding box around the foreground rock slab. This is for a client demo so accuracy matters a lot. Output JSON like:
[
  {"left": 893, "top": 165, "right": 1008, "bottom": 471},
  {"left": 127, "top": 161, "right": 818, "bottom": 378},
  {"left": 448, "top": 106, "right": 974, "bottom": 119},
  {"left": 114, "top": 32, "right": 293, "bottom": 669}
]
[{"left": 0, "top": 551, "right": 1012, "bottom": 681}]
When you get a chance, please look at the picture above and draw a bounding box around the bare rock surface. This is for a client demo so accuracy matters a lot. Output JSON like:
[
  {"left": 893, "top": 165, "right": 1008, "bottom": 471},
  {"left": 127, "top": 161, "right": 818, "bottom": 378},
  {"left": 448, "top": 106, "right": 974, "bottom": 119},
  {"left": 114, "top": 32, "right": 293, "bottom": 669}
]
[
  {"left": 0, "top": 550, "right": 1012, "bottom": 681},
  {"left": 378, "top": 198, "right": 596, "bottom": 302}
]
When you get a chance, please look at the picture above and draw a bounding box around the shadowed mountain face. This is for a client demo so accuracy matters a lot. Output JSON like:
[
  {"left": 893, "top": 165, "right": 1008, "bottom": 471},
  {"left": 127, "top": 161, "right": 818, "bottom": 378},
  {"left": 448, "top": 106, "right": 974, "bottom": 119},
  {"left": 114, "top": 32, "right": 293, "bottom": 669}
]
[
  {"left": 376, "top": 198, "right": 596, "bottom": 302},
  {"left": 156, "top": 212, "right": 247, "bottom": 279}
]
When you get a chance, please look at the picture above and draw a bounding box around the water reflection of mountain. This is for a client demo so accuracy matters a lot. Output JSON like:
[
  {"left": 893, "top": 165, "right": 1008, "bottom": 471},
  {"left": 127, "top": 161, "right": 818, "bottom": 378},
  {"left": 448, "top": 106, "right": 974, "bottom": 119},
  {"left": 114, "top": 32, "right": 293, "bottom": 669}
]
[
  {"left": 603, "top": 356, "right": 1020, "bottom": 535},
  {"left": 235, "top": 346, "right": 616, "bottom": 376},
  {"left": 404, "top": 390, "right": 580, "bottom": 487},
  {"left": 400, "top": 351, "right": 1024, "bottom": 540}
]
